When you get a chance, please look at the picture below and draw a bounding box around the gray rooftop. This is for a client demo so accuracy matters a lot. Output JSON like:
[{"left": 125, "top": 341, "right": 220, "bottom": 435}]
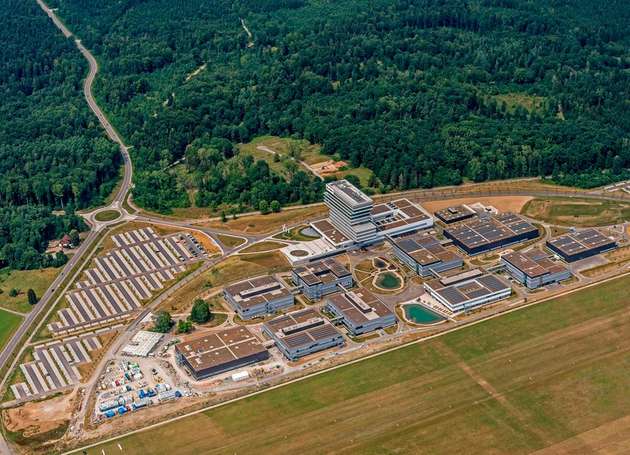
[{"left": 326, "top": 180, "right": 372, "bottom": 207}]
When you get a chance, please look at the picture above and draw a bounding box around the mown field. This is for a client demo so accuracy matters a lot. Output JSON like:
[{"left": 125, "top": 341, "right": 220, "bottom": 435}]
[
  {"left": 0, "top": 268, "right": 60, "bottom": 313},
  {"left": 521, "top": 197, "right": 630, "bottom": 227},
  {"left": 0, "top": 309, "right": 22, "bottom": 351},
  {"left": 89, "top": 275, "right": 630, "bottom": 455}
]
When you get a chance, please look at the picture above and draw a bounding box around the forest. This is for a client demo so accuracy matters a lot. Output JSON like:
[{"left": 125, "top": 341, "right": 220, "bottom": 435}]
[
  {"left": 31, "top": 1, "right": 630, "bottom": 212},
  {"left": 0, "top": 0, "right": 119, "bottom": 269}
]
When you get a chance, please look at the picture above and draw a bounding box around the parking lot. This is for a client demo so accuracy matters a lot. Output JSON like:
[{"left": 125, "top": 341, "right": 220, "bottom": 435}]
[
  {"left": 11, "top": 329, "right": 115, "bottom": 400},
  {"left": 48, "top": 228, "right": 207, "bottom": 336}
]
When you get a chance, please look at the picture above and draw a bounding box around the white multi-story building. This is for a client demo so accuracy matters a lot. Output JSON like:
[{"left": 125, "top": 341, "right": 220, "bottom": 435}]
[
  {"left": 314, "top": 180, "right": 434, "bottom": 247},
  {"left": 324, "top": 180, "right": 377, "bottom": 243}
]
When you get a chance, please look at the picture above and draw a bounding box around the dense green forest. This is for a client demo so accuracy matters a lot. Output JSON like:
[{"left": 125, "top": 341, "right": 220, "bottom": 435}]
[
  {"left": 47, "top": 0, "right": 630, "bottom": 211},
  {"left": 0, "top": 0, "right": 119, "bottom": 269}
]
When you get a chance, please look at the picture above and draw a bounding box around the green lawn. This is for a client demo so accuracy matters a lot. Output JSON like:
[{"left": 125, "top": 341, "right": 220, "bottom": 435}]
[
  {"left": 0, "top": 308, "right": 22, "bottom": 351},
  {"left": 94, "top": 209, "right": 121, "bottom": 222},
  {"left": 0, "top": 267, "right": 60, "bottom": 313},
  {"left": 82, "top": 275, "right": 630, "bottom": 455}
]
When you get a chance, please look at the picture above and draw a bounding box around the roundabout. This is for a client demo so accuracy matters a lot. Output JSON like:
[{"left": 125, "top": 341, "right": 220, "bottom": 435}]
[{"left": 94, "top": 209, "right": 122, "bottom": 222}]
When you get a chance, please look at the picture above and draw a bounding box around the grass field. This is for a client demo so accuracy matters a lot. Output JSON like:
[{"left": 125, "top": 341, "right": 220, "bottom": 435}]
[
  {"left": 521, "top": 197, "right": 630, "bottom": 227},
  {"left": 0, "top": 268, "right": 60, "bottom": 313},
  {"left": 216, "top": 234, "right": 246, "bottom": 248},
  {"left": 200, "top": 205, "right": 327, "bottom": 234},
  {"left": 239, "top": 241, "right": 285, "bottom": 254},
  {"left": 90, "top": 274, "right": 630, "bottom": 455},
  {"left": 0, "top": 308, "right": 22, "bottom": 352},
  {"left": 94, "top": 210, "right": 121, "bottom": 222},
  {"left": 206, "top": 252, "right": 290, "bottom": 287}
]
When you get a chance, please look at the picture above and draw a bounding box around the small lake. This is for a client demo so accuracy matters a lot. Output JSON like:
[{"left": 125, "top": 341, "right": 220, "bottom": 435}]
[
  {"left": 403, "top": 304, "right": 444, "bottom": 324},
  {"left": 375, "top": 272, "right": 401, "bottom": 290}
]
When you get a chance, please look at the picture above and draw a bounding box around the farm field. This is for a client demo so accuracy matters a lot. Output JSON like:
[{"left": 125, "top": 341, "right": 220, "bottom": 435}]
[
  {"left": 91, "top": 275, "right": 630, "bottom": 455},
  {"left": 0, "top": 309, "right": 22, "bottom": 351},
  {"left": 0, "top": 268, "right": 61, "bottom": 313},
  {"left": 521, "top": 197, "right": 630, "bottom": 227}
]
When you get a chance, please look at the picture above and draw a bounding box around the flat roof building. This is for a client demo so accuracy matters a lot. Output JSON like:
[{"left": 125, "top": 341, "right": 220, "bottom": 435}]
[
  {"left": 444, "top": 213, "right": 539, "bottom": 255},
  {"left": 391, "top": 233, "right": 463, "bottom": 277},
  {"left": 263, "top": 308, "right": 344, "bottom": 360},
  {"left": 434, "top": 205, "right": 476, "bottom": 224},
  {"left": 501, "top": 250, "right": 571, "bottom": 289},
  {"left": 424, "top": 272, "right": 511, "bottom": 313},
  {"left": 546, "top": 229, "right": 617, "bottom": 262},
  {"left": 175, "top": 327, "right": 269, "bottom": 380},
  {"left": 223, "top": 275, "right": 294, "bottom": 320},
  {"left": 325, "top": 288, "right": 396, "bottom": 335},
  {"left": 371, "top": 199, "right": 434, "bottom": 237},
  {"left": 292, "top": 258, "right": 353, "bottom": 300}
]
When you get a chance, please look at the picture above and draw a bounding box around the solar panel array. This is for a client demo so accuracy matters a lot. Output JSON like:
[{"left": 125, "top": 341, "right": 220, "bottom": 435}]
[
  {"left": 547, "top": 229, "right": 616, "bottom": 259},
  {"left": 48, "top": 228, "right": 207, "bottom": 336},
  {"left": 429, "top": 274, "right": 510, "bottom": 306},
  {"left": 11, "top": 332, "right": 105, "bottom": 400},
  {"left": 445, "top": 213, "right": 538, "bottom": 251}
]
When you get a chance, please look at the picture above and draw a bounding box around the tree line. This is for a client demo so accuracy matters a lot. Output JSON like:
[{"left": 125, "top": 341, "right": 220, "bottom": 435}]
[
  {"left": 0, "top": 0, "right": 119, "bottom": 269},
  {"left": 46, "top": 0, "right": 629, "bottom": 211}
]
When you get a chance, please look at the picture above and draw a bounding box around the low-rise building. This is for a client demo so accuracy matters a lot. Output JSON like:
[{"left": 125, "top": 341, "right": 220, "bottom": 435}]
[
  {"left": 292, "top": 258, "right": 353, "bottom": 300},
  {"left": 371, "top": 199, "right": 434, "bottom": 238},
  {"left": 501, "top": 250, "right": 571, "bottom": 289},
  {"left": 175, "top": 327, "right": 269, "bottom": 380},
  {"left": 325, "top": 288, "right": 396, "bottom": 335},
  {"left": 444, "top": 213, "right": 539, "bottom": 255},
  {"left": 424, "top": 272, "right": 511, "bottom": 313},
  {"left": 223, "top": 275, "right": 294, "bottom": 320},
  {"left": 434, "top": 205, "right": 476, "bottom": 224},
  {"left": 263, "top": 308, "right": 344, "bottom": 360},
  {"left": 391, "top": 233, "right": 463, "bottom": 277},
  {"left": 546, "top": 229, "right": 617, "bottom": 262}
]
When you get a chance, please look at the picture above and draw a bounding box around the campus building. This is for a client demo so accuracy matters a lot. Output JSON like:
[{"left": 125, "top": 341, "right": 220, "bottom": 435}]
[
  {"left": 371, "top": 199, "right": 434, "bottom": 237},
  {"left": 324, "top": 179, "right": 377, "bottom": 244},
  {"left": 501, "top": 250, "right": 572, "bottom": 289},
  {"left": 424, "top": 270, "right": 511, "bottom": 313},
  {"left": 443, "top": 213, "right": 539, "bottom": 255},
  {"left": 546, "top": 229, "right": 617, "bottom": 262},
  {"left": 292, "top": 258, "right": 353, "bottom": 300},
  {"left": 391, "top": 233, "right": 463, "bottom": 277},
  {"left": 263, "top": 308, "right": 344, "bottom": 360},
  {"left": 223, "top": 275, "right": 294, "bottom": 320},
  {"left": 175, "top": 327, "right": 269, "bottom": 380},
  {"left": 313, "top": 180, "right": 434, "bottom": 247},
  {"left": 325, "top": 288, "right": 396, "bottom": 335},
  {"left": 434, "top": 205, "right": 477, "bottom": 224}
]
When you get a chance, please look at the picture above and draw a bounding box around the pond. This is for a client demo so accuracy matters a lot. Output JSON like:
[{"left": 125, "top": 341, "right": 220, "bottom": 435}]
[
  {"left": 373, "top": 257, "right": 388, "bottom": 269},
  {"left": 374, "top": 271, "right": 402, "bottom": 290},
  {"left": 299, "top": 227, "right": 320, "bottom": 238},
  {"left": 403, "top": 304, "right": 444, "bottom": 324}
]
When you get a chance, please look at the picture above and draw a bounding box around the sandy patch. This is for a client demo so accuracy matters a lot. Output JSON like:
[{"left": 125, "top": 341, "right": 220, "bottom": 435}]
[
  {"left": 3, "top": 389, "right": 77, "bottom": 436},
  {"left": 422, "top": 195, "right": 533, "bottom": 214}
]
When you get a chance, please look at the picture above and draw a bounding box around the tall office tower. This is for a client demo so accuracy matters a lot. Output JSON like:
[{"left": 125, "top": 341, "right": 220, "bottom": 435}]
[{"left": 324, "top": 180, "right": 377, "bottom": 243}]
